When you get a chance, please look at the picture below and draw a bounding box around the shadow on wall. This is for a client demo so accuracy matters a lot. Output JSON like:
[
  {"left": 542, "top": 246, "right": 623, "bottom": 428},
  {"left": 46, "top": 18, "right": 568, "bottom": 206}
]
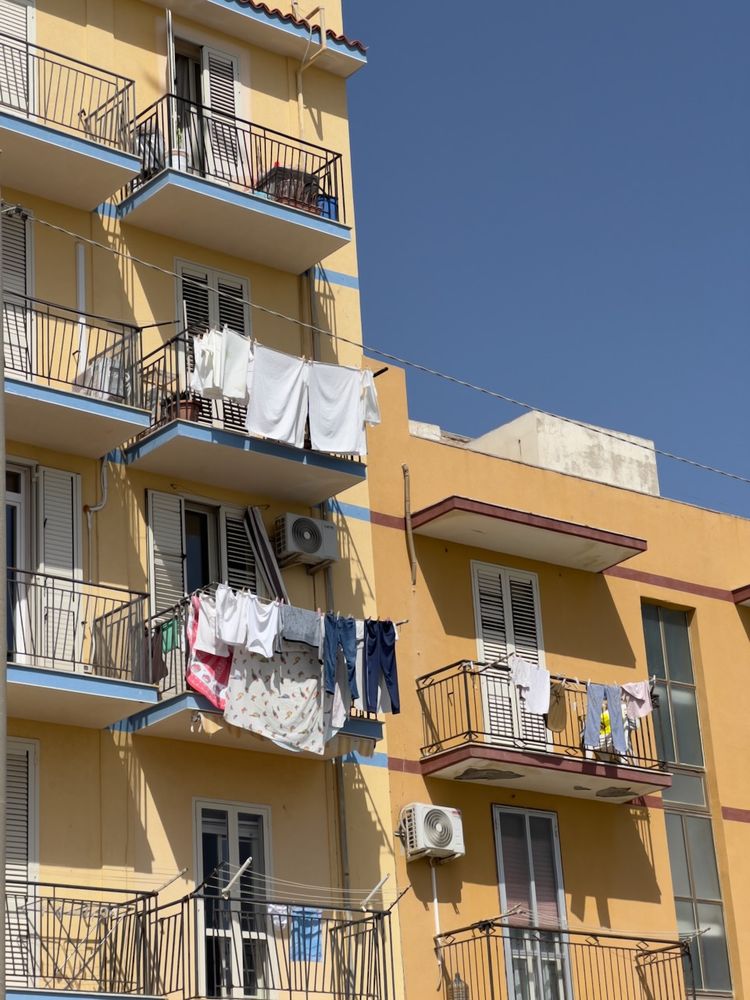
[
  {"left": 418, "top": 537, "right": 637, "bottom": 670},
  {"left": 343, "top": 759, "right": 398, "bottom": 896}
]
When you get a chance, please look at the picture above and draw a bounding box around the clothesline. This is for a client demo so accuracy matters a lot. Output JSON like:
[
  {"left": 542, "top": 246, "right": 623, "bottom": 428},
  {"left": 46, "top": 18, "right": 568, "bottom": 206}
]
[
  {"left": 476, "top": 656, "right": 654, "bottom": 689},
  {"left": 183, "top": 583, "right": 409, "bottom": 626}
]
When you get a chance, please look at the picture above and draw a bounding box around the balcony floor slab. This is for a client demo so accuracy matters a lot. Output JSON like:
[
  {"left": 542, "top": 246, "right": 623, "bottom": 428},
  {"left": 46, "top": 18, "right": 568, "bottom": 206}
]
[
  {"left": 116, "top": 691, "right": 383, "bottom": 760},
  {"left": 8, "top": 664, "right": 158, "bottom": 729},
  {"left": 118, "top": 168, "right": 351, "bottom": 274},
  {"left": 0, "top": 111, "right": 141, "bottom": 209},
  {"left": 123, "top": 418, "right": 365, "bottom": 504},
  {"left": 6, "top": 378, "right": 150, "bottom": 457},
  {"left": 420, "top": 743, "right": 672, "bottom": 804}
]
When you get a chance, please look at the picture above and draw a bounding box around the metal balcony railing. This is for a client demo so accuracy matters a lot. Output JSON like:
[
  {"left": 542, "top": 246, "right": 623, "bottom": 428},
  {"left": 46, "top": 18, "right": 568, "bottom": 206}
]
[
  {"left": 417, "top": 660, "right": 667, "bottom": 771},
  {"left": 5, "top": 880, "right": 154, "bottom": 994},
  {"left": 127, "top": 93, "right": 345, "bottom": 222},
  {"left": 7, "top": 569, "right": 151, "bottom": 682},
  {"left": 0, "top": 32, "right": 134, "bottom": 149},
  {"left": 436, "top": 920, "right": 695, "bottom": 1000},
  {"left": 138, "top": 331, "right": 363, "bottom": 463},
  {"left": 152, "top": 892, "right": 395, "bottom": 1000},
  {"left": 3, "top": 294, "right": 143, "bottom": 406}
]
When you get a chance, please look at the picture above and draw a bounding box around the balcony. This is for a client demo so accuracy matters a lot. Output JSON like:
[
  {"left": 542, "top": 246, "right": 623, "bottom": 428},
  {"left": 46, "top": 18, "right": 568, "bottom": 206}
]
[
  {"left": 5, "top": 879, "right": 394, "bottom": 1000},
  {"left": 417, "top": 661, "right": 672, "bottom": 803},
  {"left": 152, "top": 891, "right": 394, "bottom": 1000},
  {"left": 119, "top": 596, "right": 383, "bottom": 759},
  {"left": 436, "top": 919, "right": 693, "bottom": 999},
  {"left": 0, "top": 33, "right": 139, "bottom": 208},
  {"left": 3, "top": 295, "right": 150, "bottom": 456},
  {"left": 118, "top": 94, "right": 350, "bottom": 273},
  {"left": 7, "top": 570, "right": 158, "bottom": 728},
  {"left": 123, "top": 332, "right": 366, "bottom": 504},
  {"left": 6, "top": 880, "right": 156, "bottom": 997}
]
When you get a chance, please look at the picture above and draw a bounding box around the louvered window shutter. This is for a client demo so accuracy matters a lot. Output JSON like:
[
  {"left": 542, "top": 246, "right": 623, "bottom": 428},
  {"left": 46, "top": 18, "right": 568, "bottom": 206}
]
[
  {"left": 217, "top": 277, "right": 248, "bottom": 336},
  {"left": 529, "top": 815, "right": 563, "bottom": 927},
  {"left": 0, "top": 0, "right": 30, "bottom": 113},
  {"left": 506, "top": 571, "right": 547, "bottom": 743},
  {"left": 495, "top": 809, "right": 564, "bottom": 929},
  {"left": 473, "top": 564, "right": 515, "bottom": 741},
  {"left": 201, "top": 47, "right": 239, "bottom": 178},
  {"left": 37, "top": 468, "right": 79, "bottom": 577},
  {"left": 148, "top": 491, "right": 186, "bottom": 614},
  {"left": 474, "top": 562, "right": 545, "bottom": 743},
  {"left": 220, "top": 508, "right": 258, "bottom": 594},
  {"left": 496, "top": 810, "right": 533, "bottom": 924},
  {"left": 2, "top": 209, "right": 29, "bottom": 375},
  {"left": 180, "top": 267, "right": 211, "bottom": 335},
  {"left": 36, "top": 468, "right": 81, "bottom": 666},
  {"left": 6, "top": 740, "right": 33, "bottom": 883}
]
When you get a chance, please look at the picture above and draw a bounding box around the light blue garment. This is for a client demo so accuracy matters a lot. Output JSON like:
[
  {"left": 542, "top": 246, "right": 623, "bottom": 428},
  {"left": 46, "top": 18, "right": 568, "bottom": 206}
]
[
  {"left": 583, "top": 683, "right": 627, "bottom": 755},
  {"left": 291, "top": 906, "right": 323, "bottom": 963}
]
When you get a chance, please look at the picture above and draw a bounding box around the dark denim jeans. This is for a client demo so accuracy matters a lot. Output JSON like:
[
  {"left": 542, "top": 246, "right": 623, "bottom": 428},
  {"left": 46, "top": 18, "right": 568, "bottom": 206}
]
[{"left": 324, "top": 613, "right": 358, "bottom": 698}]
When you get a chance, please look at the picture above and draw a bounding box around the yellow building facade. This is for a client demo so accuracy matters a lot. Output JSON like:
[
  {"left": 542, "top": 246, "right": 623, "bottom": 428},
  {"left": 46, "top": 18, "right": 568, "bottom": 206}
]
[{"left": 0, "top": 2, "right": 746, "bottom": 999}]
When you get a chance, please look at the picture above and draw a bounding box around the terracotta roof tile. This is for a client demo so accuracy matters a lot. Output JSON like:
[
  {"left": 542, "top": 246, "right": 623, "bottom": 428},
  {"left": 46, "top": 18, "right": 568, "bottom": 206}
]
[{"left": 230, "top": 1, "right": 367, "bottom": 54}]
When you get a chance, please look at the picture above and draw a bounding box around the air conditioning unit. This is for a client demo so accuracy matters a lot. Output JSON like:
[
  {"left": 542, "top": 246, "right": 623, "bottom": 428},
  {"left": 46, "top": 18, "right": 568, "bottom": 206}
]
[
  {"left": 399, "top": 803, "right": 465, "bottom": 861},
  {"left": 274, "top": 513, "right": 339, "bottom": 566}
]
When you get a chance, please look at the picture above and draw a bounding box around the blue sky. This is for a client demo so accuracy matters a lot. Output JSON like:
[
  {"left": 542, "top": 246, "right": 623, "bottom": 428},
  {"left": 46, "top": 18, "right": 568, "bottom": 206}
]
[{"left": 345, "top": 3, "right": 750, "bottom": 516}]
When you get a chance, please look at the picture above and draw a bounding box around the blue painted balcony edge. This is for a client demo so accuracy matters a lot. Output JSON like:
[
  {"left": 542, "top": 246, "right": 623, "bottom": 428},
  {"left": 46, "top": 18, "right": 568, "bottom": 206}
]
[
  {"left": 0, "top": 110, "right": 141, "bottom": 172},
  {"left": 8, "top": 664, "right": 159, "bottom": 705}
]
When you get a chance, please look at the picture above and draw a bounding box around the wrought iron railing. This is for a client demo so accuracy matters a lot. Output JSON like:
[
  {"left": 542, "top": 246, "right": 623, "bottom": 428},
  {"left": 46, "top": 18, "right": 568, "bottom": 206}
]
[
  {"left": 0, "top": 32, "right": 134, "bottom": 149},
  {"left": 3, "top": 294, "right": 143, "bottom": 406},
  {"left": 7, "top": 569, "right": 152, "bottom": 682},
  {"left": 5, "top": 881, "right": 154, "bottom": 994},
  {"left": 417, "top": 660, "right": 667, "bottom": 770},
  {"left": 151, "top": 892, "right": 394, "bottom": 1000},
  {"left": 127, "top": 93, "right": 345, "bottom": 222},
  {"left": 436, "top": 920, "right": 695, "bottom": 1000}
]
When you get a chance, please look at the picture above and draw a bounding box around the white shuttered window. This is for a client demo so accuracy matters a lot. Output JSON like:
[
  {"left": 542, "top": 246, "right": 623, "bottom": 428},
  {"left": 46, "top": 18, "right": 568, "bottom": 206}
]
[
  {"left": 0, "top": 0, "right": 31, "bottom": 112},
  {"left": 148, "top": 491, "right": 186, "bottom": 614},
  {"left": 148, "top": 492, "right": 260, "bottom": 612},
  {"left": 2, "top": 208, "right": 30, "bottom": 375},
  {"left": 472, "top": 561, "right": 546, "bottom": 745},
  {"left": 6, "top": 738, "right": 36, "bottom": 883},
  {"left": 201, "top": 47, "right": 239, "bottom": 179}
]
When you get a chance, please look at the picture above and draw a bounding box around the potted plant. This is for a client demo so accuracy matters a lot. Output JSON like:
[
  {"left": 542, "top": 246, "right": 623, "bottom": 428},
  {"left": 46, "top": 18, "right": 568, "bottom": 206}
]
[{"left": 163, "top": 390, "right": 200, "bottom": 423}]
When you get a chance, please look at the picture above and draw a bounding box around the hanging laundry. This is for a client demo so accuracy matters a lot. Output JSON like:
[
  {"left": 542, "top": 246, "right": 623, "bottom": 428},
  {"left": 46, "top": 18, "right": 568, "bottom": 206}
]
[
  {"left": 583, "top": 683, "right": 627, "bottom": 755},
  {"left": 364, "top": 620, "right": 400, "bottom": 715},
  {"left": 621, "top": 681, "right": 653, "bottom": 720},
  {"left": 290, "top": 907, "right": 323, "bottom": 963},
  {"left": 308, "top": 362, "right": 381, "bottom": 456},
  {"left": 215, "top": 583, "right": 249, "bottom": 646},
  {"left": 323, "top": 614, "right": 358, "bottom": 699},
  {"left": 279, "top": 604, "right": 323, "bottom": 649},
  {"left": 189, "top": 329, "right": 224, "bottom": 398},
  {"left": 509, "top": 653, "right": 550, "bottom": 715},
  {"left": 223, "top": 644, "right": 327, "bottom": 754},
  {"left": 194, "top": 592, "right": 230, "bottom": 656},
  {"left": 245, "top": 343, "right": 309, "bottom": 448},
  {"left": 353, "top": 619, "right": 392, "bottom": 714},
  {"left": 220, "top": 325, "right": 251, "bottom": 402},
  {"left": 245, "top": 595, "right": 281, "bottom": 659},
  {"left": 546, "top": 680, "right": 568, "bottom": 733},
  {"left": 186, "top": 596, "right": 233, "bottom": 710}
]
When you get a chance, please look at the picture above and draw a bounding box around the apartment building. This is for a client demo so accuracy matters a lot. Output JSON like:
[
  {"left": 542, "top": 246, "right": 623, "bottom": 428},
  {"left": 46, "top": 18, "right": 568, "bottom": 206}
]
[
  {"left": 0, "top": 1, "right": 401, "bottom": 998},
  {"left": 366, "top": 366, "right": 750, "bottom": 999},
  {"left": 1, "top": 1, "right": 747, "bottom": 1000}
]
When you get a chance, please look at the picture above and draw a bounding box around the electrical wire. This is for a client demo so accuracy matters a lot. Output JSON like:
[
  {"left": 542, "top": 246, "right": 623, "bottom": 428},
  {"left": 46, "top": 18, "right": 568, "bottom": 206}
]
[{"left": 9, "top": 204, "right": 750, "bottom": 489}]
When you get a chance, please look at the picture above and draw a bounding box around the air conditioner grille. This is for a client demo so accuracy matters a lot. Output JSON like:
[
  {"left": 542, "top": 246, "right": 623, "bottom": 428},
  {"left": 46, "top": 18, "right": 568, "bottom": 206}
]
[
  {"left": 423, "top": 808, "right": 454, "bottom": 848},
  {"left": 292, "top": 517, "right": 323, "bottom": 554}
]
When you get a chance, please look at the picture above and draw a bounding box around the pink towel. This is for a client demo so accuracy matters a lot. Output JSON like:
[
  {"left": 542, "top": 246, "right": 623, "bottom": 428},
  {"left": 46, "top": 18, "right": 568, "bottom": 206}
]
[
  {"left": 186, "top": 596, "right": 233, "bottom": 710},
  {"left": 622, "top": 681, "right": 652, "bottom": 720}
]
